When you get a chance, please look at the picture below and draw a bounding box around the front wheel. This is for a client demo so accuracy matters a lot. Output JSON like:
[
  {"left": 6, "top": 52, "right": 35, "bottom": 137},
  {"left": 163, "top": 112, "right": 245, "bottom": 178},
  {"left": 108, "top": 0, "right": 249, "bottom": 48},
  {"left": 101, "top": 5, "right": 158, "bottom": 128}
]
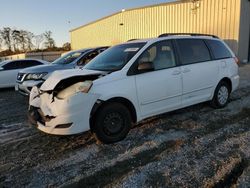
[
  {"left": 211, "top": 81, "right": 230, "bottom": 108},
  {"left": 92, "top": 102, "right": 132, "bottom": 144}
]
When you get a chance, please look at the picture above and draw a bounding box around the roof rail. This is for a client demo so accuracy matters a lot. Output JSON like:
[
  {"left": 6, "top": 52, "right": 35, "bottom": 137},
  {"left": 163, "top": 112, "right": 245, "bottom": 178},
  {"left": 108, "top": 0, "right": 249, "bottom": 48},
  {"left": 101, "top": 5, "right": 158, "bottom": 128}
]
[
  {"left": 127, "top": 39, "right": 139, "bottom": 42},
  {"left": 158, "top": 33, "right": 219, "bottom": 38}
]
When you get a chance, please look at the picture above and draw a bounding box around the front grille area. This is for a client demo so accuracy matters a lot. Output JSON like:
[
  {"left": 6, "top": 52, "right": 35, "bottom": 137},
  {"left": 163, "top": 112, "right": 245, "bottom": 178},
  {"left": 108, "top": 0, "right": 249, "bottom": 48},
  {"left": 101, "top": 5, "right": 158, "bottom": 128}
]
[{"left": 17, "top": 73, "right": 25, "bottom": 82}]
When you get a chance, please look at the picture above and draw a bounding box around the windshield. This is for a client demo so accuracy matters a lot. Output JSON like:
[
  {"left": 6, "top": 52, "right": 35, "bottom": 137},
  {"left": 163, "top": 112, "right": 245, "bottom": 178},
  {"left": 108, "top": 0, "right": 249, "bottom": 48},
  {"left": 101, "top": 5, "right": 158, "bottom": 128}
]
[
  {"left": 84, "top": 42, "right": 146, "bottom": 71},
  {"left": 52, "top": 51, "right": 84, "bottom": 65}
]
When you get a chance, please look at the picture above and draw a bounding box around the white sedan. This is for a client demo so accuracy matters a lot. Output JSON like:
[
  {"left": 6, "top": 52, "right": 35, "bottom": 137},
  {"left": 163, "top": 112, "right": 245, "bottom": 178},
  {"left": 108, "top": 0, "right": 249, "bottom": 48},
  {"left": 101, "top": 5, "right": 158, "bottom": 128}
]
[{"left": 0, "top": 59, "right": 48, "bottom": 88}]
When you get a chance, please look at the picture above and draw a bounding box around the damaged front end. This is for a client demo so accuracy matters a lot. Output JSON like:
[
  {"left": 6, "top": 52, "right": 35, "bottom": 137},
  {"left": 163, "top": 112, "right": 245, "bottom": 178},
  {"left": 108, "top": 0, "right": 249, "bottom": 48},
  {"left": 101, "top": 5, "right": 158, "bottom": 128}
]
[{"left": 28, "top": 70, "right": 104, "bottom": 135}]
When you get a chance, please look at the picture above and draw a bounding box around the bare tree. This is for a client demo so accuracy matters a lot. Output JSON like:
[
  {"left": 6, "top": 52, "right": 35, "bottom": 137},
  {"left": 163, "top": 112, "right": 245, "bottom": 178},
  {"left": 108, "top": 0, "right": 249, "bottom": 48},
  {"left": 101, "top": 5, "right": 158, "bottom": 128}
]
[
  {"left": 43, "top": 31, "right": 55, "bottom": 49},
  {"left": 33, "top": 34, "right": 44, "bottom": 50},
  {"left": 0, "top": 27, "right": 12, "bottom": 51},
  {"left": 62, "top": 42, "right": 71, "bottom": 51},
  {"left": 11, "top": 30, "right": 21, "bottom": 52},
  {"left": 16, "top": 30, "right": 28, "bottom": 51},
  {"left": 26, "top": 31, "right": 34, "bottom": 51},
  {"left": 16, "top": 30, "right": 34, "bottom": 52},
  {"left": 0, "top": 28, "right": 59, "bottom": 54}
]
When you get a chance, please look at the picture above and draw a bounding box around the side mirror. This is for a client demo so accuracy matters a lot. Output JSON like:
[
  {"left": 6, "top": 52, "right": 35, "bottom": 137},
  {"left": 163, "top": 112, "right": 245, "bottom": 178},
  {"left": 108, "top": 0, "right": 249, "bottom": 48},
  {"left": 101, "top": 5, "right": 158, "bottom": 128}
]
[{"left": 138, "top": 61, "right": 154, "bottom": 73}]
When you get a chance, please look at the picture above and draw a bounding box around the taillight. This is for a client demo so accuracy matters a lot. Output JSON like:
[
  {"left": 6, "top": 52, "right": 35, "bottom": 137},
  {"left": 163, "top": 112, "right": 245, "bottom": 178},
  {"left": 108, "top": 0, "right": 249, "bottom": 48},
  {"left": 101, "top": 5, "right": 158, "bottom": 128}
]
[{"left": 234, "top": 57, "right": 240, "bottom": 65}]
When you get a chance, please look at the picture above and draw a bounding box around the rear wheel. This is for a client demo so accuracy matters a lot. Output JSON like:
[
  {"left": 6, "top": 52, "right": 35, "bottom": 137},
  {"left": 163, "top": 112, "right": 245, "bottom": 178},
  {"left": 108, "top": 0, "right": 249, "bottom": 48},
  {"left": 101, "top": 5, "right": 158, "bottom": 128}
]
[
  {"left": 92, "top": 102, "right": 132, "bottom": 144},
  {"left": 211, "top": 81, "right": 230, "bottom": 108}
]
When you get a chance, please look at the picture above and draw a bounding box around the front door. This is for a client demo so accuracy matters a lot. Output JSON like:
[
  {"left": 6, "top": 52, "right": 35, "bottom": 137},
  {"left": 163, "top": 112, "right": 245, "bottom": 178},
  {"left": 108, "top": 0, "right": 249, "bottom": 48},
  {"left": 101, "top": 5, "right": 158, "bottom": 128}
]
[{"left": 135, "top": 40, "right": 182, "bottom": 118}]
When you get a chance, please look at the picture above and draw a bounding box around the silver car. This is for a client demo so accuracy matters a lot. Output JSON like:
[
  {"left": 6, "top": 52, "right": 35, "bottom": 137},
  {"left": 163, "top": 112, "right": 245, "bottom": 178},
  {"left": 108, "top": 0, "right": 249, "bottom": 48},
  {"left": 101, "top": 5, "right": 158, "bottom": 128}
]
[
  {"left": 16, "top": 47, "right": 108, "bottom": 95},
  {"left": 0, "top": 59, "right": 48, "bottom": 89}
]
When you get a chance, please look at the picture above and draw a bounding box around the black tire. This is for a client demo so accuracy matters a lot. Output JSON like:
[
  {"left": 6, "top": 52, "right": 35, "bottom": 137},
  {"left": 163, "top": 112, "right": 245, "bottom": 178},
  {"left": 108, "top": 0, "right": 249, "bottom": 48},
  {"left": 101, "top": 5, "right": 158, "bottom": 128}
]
[
  {"left": 211, "top": 81, "right": 230, "bottom": 108},
  {"left": 92, "top": 102, "right": 132, "bottom": 144}
]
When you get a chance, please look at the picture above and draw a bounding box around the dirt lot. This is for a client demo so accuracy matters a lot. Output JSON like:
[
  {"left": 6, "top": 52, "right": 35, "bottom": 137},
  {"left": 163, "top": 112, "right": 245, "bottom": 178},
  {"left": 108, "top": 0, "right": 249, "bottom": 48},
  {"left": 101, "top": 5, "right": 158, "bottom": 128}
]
[{"left": 0, "top": 65, "right": 250, "bottom": 188}]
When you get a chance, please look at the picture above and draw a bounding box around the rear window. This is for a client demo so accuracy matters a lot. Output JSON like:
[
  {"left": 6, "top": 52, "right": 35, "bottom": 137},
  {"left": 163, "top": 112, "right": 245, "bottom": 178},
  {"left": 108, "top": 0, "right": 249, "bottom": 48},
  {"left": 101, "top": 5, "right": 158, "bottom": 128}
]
[
  {"left": 206, "top": 40, "right": 232, "bottom": 59},
  {"left": 176, "top": 39, "right": 211, "bottom": 65}
]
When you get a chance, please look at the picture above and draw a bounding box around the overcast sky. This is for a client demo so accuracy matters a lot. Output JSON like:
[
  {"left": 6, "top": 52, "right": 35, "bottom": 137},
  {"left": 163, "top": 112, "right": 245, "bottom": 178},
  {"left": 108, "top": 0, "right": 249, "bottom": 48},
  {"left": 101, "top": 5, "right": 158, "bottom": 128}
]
[{"left": 0, "top": 0, "right": 174, "bottom": 47}]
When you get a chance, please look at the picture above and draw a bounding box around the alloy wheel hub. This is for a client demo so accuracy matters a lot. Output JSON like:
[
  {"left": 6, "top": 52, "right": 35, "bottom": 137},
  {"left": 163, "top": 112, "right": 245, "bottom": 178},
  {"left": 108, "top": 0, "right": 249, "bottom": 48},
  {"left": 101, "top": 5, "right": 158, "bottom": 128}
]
[{"left": 218, "top": 86, "right": 229, "bottom": 105}]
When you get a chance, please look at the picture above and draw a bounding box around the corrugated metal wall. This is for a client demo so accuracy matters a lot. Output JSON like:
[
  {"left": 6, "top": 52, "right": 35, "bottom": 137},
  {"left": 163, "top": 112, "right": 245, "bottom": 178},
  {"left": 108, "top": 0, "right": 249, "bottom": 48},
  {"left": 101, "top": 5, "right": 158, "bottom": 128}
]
[{"left": 71, "top": 0, "right": 241, "bottom": 55}]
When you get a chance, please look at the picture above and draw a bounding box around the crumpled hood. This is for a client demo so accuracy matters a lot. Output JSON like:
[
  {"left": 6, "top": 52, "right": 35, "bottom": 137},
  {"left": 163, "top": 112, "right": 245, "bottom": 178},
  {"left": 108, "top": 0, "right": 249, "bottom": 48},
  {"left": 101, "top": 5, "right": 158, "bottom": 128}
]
[{"left": 40, "top": 68, "right": 105, "bottom": 91}]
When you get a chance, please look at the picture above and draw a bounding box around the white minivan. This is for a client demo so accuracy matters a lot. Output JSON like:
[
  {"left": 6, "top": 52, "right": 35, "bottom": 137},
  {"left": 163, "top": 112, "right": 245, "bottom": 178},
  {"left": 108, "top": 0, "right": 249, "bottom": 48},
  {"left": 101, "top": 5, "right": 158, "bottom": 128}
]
[{"left": 29, "top": 34, "right": 239, "bottom": 143}]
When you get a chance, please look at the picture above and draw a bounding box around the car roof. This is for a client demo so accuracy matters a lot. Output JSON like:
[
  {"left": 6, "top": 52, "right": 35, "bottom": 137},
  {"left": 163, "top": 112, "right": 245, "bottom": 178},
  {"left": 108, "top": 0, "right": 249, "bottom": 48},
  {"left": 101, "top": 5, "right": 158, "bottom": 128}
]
[
  {"left": 0, "top": 60, "right": 11, "bottom": 64},
  {"left": 72, "top": 48, "right": 93, "bottom": 53},
  {"left": 1, "top": 58, "right": 46, "bottom": 62},
  {"left": 73, "top": 46, "right": 109, "bottom": 53}
]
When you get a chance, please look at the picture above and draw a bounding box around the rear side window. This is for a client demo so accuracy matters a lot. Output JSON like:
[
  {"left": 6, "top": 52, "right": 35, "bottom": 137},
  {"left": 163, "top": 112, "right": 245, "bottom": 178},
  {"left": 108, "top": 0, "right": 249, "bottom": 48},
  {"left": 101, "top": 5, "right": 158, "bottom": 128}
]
[
  {"left": 2, "top": 60, "right": 42, "bottom": 70},
  {"left": 176, "top": 39, "right": 211, "bottom": 65},
  {"left": 206, "top": 40, "right": 232, "bottom": 59},
  {"left": 19, "top": 60, "right": 42, "bottom": 68},
  {"left": 2, "top": 61, "right": 20, "bottom": 70}
]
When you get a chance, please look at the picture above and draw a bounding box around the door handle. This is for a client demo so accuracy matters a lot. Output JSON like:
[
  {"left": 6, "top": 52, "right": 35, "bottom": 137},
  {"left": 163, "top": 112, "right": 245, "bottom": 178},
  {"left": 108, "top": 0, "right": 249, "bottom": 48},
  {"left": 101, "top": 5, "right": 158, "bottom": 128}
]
[
  {"left": 183, "top": 68, "right": 191, "bottom": 73},
  {"left": 172, "top": 70, "right": 181, "bottom": 75}
]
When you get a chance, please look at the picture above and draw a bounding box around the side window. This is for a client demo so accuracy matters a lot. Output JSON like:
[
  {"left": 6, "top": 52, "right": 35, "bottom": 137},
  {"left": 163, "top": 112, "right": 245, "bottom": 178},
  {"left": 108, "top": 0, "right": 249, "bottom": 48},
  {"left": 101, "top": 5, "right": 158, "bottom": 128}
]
[
  {"left": 19, "top": 60, "right": 41, "bottom": 68},
  {"left": 206, "top": 40, "right": 232, "bottom": 59},
  {"left": 2, "top": 60, "right": 42, "bottom": 70},
  {"left": 29, "top": 60, "right": 42, "bottom": 66},
  {"left": 18, "top": 61, "right": 27, "bottom": 69},
  {"left": 2, "top": 61, "right": 20, "bottom": 70},
  {"left": 77, "top": 51, "right": 98, "bottom": 66},
  {"left": 176, "top": 39, "right": 211, "bottom": 65},
  {"left": 137, "top": 40, "right": 176, "bottom": 71}
]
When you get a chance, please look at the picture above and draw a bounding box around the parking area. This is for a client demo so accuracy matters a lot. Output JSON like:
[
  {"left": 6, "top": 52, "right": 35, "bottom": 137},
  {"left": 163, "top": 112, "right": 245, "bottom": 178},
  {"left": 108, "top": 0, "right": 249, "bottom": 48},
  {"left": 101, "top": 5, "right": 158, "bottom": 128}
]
[{"left": 0, "top": 65, "right": 250, "bottom": 187}]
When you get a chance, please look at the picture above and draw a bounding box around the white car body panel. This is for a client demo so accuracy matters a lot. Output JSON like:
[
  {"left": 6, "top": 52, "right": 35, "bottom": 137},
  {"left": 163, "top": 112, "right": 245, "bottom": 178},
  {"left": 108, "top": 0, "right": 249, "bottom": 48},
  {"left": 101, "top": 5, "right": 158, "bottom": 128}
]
[
  {"left": 38, "top": 92, "right": 100, "bottom": 135},
  {"left": 91, "top": 72, "right": 142, "bottom": 120},
  {"left": 181, "top": 61, "right": 219, "bottom": 107},
  {"left": 29, "top": 87, "right": 41, "bottom": 108},
  {"left": 135, "top": 67, "right": 182, "bottom": 118},
  {"left": 0, "top": 69, "right": 20, "bottom": 88}
]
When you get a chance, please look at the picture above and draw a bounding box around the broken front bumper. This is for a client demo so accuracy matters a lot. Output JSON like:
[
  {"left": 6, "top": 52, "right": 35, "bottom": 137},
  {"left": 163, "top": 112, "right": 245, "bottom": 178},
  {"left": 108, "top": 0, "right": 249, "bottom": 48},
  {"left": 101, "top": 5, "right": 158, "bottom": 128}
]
[{"left": 29, "top": 87, "right": 100, "bottom": 135}]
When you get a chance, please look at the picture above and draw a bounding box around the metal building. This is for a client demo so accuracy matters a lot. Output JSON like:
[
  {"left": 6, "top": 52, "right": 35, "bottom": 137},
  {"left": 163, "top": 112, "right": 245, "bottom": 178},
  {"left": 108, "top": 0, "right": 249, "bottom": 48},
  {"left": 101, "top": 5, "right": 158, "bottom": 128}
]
[{"left": 70, "top": 0, "right": 250, "bottom": 63}]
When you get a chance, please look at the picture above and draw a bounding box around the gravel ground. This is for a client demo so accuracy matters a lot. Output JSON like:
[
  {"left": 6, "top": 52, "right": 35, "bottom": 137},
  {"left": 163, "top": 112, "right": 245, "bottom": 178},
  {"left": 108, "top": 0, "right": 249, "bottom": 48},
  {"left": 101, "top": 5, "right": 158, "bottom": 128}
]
[{"left": 0, "top": 64, "right": 250, "bottom": 188}]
